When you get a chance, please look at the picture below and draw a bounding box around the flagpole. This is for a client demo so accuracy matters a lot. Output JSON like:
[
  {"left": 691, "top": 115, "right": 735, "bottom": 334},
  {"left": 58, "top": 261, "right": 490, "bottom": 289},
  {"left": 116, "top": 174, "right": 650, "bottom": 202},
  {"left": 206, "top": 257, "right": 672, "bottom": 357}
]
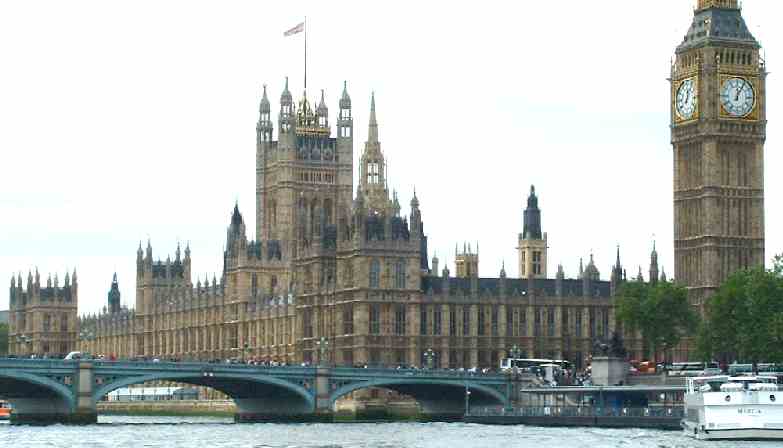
[{"left": 304, "top": 16, "right": 307, "bottom": 92}]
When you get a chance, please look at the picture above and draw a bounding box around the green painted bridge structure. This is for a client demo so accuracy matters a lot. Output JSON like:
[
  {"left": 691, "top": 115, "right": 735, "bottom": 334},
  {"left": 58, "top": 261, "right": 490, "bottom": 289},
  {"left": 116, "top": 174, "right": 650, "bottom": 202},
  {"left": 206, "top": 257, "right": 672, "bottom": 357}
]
[{"left": 0, "top": 359, "right": 512, "bottom": 424}]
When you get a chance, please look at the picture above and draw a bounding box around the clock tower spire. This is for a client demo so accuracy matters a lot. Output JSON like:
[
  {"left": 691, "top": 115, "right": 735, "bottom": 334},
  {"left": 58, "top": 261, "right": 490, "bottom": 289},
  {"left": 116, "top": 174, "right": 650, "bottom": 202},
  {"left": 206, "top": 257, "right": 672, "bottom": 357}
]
[{"left": 671, "top": 0, "right": 766, "bottom": 306}]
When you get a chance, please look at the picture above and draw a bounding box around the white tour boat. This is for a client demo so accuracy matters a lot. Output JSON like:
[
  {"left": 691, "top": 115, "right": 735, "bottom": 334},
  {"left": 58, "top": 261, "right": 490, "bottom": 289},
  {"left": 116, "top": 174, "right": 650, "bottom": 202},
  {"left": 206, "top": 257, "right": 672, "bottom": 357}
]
[{"left": 682, "top": 375, "right": 783, "bottom": 440}]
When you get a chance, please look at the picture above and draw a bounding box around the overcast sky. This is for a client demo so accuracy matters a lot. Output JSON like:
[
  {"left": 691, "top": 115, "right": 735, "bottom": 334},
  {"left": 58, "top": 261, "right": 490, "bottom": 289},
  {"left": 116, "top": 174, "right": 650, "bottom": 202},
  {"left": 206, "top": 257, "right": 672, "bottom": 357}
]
[{"left": 1, "top": 0, "right": 779, "bottom": 314}]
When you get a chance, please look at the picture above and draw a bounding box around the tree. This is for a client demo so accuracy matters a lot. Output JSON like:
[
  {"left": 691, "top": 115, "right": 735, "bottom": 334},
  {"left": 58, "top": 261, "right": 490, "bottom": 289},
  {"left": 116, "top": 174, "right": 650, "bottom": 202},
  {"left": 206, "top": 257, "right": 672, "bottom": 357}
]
[
  {"left": 616, "top": 281, "right": 698, "bottom": 361},
  {"left": 0, "top": 323, "right": 7, "bottom": 355},
  {"left": 698, "top": 265, "right": 783, "bottom": 364}
]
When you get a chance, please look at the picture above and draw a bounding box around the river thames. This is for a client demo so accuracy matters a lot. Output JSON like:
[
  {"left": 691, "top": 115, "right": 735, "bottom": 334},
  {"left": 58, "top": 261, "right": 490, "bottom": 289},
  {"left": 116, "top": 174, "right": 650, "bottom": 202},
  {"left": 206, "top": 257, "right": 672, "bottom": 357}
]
[{"left": 2, "top": 417, "right": 783, "bottom": 448}]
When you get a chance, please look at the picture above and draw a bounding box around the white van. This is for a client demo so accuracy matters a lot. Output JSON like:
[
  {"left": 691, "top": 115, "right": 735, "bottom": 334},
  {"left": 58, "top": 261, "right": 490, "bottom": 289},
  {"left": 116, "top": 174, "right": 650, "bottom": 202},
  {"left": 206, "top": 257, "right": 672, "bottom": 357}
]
[{"left": 64, "top": 351, "right": 88, "bottom": 360}]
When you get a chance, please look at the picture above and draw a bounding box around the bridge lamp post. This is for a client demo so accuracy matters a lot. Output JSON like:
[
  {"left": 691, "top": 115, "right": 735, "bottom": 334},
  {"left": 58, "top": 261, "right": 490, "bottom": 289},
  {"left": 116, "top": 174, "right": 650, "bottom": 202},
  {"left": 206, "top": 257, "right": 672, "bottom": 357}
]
[
  {"left": 316, "top": 337, "right": 329, "bottom": 367},
  {"left": 78, "top": 329, "right": 95, "bottom": 356},
  {"left": 464, "top": 384, "right": 471, "bottom": 416},
  {"left": 424, "top": 348, "right": 435, "bottom": 370},
  {"left": 509, "top": 344, "right": 522, "bottom": 377},
  {"left": 16, "top": 334, "right": 32, "bottom": 357}
]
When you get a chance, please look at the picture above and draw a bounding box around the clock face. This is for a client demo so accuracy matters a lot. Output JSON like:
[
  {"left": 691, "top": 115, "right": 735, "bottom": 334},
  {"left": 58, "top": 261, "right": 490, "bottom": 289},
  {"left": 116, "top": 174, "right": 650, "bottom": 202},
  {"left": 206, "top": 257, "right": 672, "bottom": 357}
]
[
  {"left": 721, "top": 77, "right": 755, "bottom": 117},
  {"left": 675, "top": 79, "right": 697, "bottom": 120}
]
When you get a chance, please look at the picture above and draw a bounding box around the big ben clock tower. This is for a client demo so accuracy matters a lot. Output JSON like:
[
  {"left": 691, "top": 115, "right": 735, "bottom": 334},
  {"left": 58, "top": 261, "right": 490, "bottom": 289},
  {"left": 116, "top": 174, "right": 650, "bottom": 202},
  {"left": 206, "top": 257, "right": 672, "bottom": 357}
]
[{"left": 671, "top": 0, "right": 766, "bottom": 305}]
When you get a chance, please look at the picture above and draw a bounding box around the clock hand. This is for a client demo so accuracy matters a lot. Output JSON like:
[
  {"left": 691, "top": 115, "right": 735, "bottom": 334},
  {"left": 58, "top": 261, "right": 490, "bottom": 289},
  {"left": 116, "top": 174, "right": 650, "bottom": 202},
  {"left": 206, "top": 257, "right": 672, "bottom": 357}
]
[{"left": 735, "top": 83, "right": 745, "bottom": 102}]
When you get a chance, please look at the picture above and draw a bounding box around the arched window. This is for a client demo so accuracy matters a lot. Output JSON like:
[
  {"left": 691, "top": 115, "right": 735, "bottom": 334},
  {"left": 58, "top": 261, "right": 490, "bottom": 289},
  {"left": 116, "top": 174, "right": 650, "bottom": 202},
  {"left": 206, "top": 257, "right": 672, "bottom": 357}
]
[
  {"left": 395, "top": 258, "right": 406, "bottom": 289},
  {"left": 369, "top": 259, "right": 380, "bottom": 288},
  {"left": 251, "top": 273, "right": 258, "bottom": 298},
  {"left": 323, "top": 198, "right": 333, "bottom": 225}
]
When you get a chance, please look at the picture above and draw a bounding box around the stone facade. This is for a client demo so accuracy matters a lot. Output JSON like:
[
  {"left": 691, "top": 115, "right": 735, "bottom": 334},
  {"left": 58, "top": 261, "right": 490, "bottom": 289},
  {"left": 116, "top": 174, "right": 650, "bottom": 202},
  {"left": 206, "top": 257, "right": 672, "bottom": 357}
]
[
  {"left": 671, "top": 0, "right": 766, "bottom": 305},
  {"left": 7, "top": 270, "right": 78, "bottom": 356},
  {"left": 58, "top": 83, "right": 650, "bottom": 369}
]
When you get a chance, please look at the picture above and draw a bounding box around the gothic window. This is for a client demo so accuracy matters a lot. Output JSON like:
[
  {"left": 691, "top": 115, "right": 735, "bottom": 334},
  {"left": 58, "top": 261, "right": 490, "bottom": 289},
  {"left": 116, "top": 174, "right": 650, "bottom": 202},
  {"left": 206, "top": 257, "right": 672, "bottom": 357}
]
[
  {"left": 394, "top": 304, "right": 406, "bottom": 335},
  {"left": 533, "top": 251, "right": 542, "bottom": 275},
  {"left": 343, "top": 303, "right": 353, "bottom": 334},
  {"left": 270, "top": 275, "right": 278, "bottom": 292},
  {"left": 462, "top": 306, "right": 470, "bottom": 336},
  {"left": 477, "top": 306, "right": 486, "bottom": 336},
  {"left": 369, "top": 259, "right": 380, "bottom": 288},
  {"left": 43, "top": 314, "right": 51, "bottom": 332},
  {"left": 369, "top": 304, "right": 381, "bottom": 335},
  {"left": 589, "top": 308, "right": 596, "bottom": 339},
  {"left": 602, "top": 309, "right": 609, "bottom": 339},
  {"left": 519, "top": 308, "right": 527, "bottom": 336},
  {"left": 449, "top": 307, "right": 457, "bottom": 336},
  {"left": 394, "top": 258, "right": 407, "bottom": 289},
  {"left": 324, "top": 198, "right": 333, "bottom": 225},
  {"left": 344, "top": 261, "right": 354, "bottom": 287},
  {"left": 433, "top": 305, "right": 442, "bottom": 336},
  {"left": 368, "top": 161, "right": 380, "bottom": 184},
  {"left": 562, "top": 308, "right": 570, "bottom": 336},
  {"left": 534, "top": 308, "right": 541, "bottom": 337},
  {"left": 303, "top": 309, "right": 313, "bottom": 338},
  {"left": 251, "top": 273, "right": 258, "bottom": 298},
  {"left": 521, "top": 251, "right": 526, "bottom": 277},
  {"left": 305, "top": 266, "right": 313, "bottom": 293},
  {"left": 547, "top": 306, "right": 555, "bottom": 337},
  {"left": 420, "top": 306, "right": 428, "bottom": 335},
  {"left": 507, "top": 306, "right": 514, "bottom": 337},
  {"left": 491, "top": 306, "right": 499, "bottom": 336}
]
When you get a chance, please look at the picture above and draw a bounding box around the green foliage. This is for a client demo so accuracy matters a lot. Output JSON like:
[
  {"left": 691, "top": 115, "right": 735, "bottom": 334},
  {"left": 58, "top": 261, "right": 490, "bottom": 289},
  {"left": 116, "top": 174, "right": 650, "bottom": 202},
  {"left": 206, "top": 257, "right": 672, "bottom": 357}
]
[
  {"left": 616, "top": 281, "right": 698, "bottom": 359},
  {"left": 0, "top": 323, "right": 7, "bottom": 355},
  {"left": 698, "top": 266, "right": 783, "bottom": 363}
]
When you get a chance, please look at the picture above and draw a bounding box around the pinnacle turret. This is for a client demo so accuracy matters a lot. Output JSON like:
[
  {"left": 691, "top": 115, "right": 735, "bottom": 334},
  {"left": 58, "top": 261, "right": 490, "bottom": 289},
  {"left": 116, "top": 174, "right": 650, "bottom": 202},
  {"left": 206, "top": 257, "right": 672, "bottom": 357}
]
[{"left": 368, "top": 91, "right": 378, "bottom": 142}]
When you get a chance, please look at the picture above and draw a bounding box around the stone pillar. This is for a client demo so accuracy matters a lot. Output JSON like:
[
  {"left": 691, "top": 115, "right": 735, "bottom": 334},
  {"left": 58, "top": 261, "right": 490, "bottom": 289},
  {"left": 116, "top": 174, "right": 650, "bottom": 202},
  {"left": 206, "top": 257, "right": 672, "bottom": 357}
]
[{"left": 314, "top": 366, "right": 333, "bottom": 420}]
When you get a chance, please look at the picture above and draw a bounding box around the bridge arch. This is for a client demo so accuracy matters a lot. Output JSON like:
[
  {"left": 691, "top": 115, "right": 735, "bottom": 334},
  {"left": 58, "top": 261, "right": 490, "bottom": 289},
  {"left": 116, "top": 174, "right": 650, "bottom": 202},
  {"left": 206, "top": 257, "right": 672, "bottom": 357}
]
[
  {"left": 0, "top": 370, "right": 77, "bottom": 417},
  {"left": 93, "top": 370, "right": 316, "bottom": 419},
  {"left": 329, "top": 378, "right": 507, "bottom": 416}
]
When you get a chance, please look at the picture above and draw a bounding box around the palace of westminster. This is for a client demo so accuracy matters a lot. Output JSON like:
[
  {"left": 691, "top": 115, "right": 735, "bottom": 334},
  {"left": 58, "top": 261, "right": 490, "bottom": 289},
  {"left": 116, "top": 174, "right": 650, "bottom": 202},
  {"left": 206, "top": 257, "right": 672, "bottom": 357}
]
[{"left": 7, "top": 0, "right": 767, "bottom": 370}]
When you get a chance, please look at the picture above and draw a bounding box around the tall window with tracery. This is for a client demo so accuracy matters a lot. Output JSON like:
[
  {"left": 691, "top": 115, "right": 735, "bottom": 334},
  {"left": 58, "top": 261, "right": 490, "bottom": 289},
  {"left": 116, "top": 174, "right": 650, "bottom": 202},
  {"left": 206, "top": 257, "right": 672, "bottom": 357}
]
[
  {"left": 394, "top": 258, "right": 406, "bottom": 289},
  {"left": 369, "top": 259, "right": 380, "bottom": 288}
]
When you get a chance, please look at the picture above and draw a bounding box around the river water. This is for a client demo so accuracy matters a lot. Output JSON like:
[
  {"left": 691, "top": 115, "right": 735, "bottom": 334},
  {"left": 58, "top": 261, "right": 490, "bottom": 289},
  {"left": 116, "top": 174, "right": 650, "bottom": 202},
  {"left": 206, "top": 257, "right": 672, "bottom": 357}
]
[{"left": 2, "top": 416, "right": 783, "bottom": 448}]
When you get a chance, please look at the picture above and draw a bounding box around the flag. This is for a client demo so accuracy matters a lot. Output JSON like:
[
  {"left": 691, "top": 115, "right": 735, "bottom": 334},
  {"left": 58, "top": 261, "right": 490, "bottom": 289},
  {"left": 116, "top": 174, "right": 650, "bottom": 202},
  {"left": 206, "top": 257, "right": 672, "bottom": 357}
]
[{"left": 284, "top": 22, "right": 304, "bottom": 37}]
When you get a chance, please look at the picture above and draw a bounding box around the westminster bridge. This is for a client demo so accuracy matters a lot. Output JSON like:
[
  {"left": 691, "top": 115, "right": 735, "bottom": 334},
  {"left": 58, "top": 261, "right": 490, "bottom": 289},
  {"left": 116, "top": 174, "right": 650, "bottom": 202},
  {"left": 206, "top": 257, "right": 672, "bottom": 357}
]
[{"left": 0, "top": 358, "right": 516, "bottom": 424}]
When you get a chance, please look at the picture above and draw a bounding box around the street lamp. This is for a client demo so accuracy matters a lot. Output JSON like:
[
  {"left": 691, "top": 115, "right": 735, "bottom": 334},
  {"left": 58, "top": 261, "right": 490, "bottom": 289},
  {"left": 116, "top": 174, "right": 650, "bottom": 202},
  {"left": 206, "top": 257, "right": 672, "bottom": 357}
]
[
  {"left": 424, "top": 348, "right": 435, "bottom": 370},
  {"left": 509, "top": 344, "right": 522, "bottom": 377},
  {"left": 16, "top": 334, "right": 32, "bottom": 357},
  {"left": 464, "top": 384, "right": 471, "bottom": 416},
  {"left": 78, "top": 329, "right": 95, "bottom": 356},
  {"left": 242, "top": 342, "right": 250, "bottom": 364},
  {"left": 315, "top": 337, "right": 329, "bottom": 367}
]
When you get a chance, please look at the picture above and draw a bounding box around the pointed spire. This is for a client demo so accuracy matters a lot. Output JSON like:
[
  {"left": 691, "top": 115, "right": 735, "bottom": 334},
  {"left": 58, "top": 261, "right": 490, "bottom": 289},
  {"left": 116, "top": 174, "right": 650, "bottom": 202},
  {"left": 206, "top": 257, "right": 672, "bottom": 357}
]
[
  {"left": 72, "top": 268, "right": 77, "bottom": 284},
  {"left": 615, "top": 245, "right": 621, "bottom": 267},
  {"left": 259, "top": 84, "right": 271, "bottom": 114},
  {"left": 500, "top": 260, "right": 507, "bottom": 278},
  {"left": 340, "top": 80, "right": 351, "bottom": 110},
  {"left": 368, "top": 91, "right": 378, "bottom": 142}
]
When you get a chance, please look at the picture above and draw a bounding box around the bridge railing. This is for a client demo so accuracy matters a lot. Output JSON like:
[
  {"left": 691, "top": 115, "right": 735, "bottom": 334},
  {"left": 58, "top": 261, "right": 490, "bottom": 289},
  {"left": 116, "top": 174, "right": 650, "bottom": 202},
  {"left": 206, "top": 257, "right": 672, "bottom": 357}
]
[
  {"left": 329, "top": 367, "right": 507, "bottom": 379},
  {"left": 0, "top": 358, "right": 77, "bottom": 369},
  {"left": 469, "top": 405, "right": 685, "bottom": 419},
  {"left": 90, "top": 360, "right": 318, "bottom": 375}
]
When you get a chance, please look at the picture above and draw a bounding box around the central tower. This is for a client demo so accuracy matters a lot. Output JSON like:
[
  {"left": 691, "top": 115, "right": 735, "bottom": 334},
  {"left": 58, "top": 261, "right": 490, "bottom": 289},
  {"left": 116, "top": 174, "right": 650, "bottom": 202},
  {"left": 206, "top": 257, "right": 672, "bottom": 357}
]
[
  {"left": 256, "top": 80, "right": 354, "bottom": 261},
  {"left": 671, "top": 0, "right": 766, "bottom": 304}
]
